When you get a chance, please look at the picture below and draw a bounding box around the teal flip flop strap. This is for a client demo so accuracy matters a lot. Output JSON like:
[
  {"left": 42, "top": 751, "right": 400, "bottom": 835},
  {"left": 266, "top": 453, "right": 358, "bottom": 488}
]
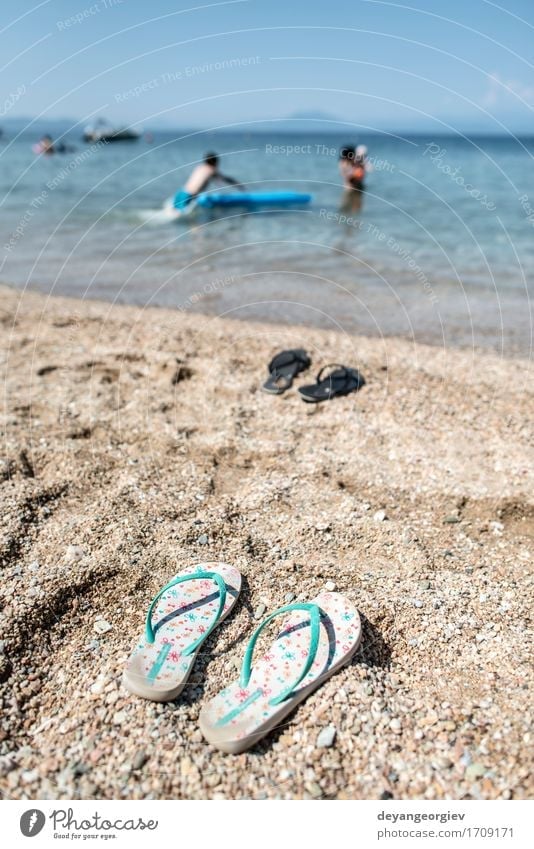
[
  {"left": 145, "top": 571, "right": 227, "bottom": 656},
  {"left": 240, "top": 603, "right": 322, "bottom": 706}
]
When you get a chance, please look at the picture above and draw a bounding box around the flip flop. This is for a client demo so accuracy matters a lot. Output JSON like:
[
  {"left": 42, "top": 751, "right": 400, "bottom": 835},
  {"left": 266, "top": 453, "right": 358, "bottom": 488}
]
[
  {"left": 262, "top": 348, "right": 311, "bottom": 395},
  {"left": 298, "top": 363, "right": 365, "bottom": 403},
  {"left": 199, "top": 591, "right": 362, "bottom": 753},
  {"left": 123, "top": 562, "right": 241, "bottom": 702}
]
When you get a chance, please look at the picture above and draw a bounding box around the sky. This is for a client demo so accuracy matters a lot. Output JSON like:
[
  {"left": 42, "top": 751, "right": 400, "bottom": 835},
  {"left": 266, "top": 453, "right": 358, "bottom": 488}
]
[{"left": 1, "top": 0, "right": 534, "bottom": 133}]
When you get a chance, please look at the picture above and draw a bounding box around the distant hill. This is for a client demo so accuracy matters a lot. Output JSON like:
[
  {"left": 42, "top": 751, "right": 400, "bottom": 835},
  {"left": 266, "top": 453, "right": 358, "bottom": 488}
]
[{"left": 0, "top": 116, "right": 82, "bottom": 135}]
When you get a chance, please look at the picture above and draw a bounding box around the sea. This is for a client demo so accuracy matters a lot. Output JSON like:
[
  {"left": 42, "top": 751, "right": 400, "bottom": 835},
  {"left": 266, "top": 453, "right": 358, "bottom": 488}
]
[{"left": 1, "top": 128, "right": 533, "bottom": 357}]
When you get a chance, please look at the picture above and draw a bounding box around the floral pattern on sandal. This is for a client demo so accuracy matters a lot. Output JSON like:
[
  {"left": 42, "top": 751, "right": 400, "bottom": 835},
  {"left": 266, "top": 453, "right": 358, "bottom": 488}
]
[
  {"left": 199, "top": 591, "right": 361, "bottom": 753},
  {"left": 123, "top": 562, "right": 241, "bottom": 702}
]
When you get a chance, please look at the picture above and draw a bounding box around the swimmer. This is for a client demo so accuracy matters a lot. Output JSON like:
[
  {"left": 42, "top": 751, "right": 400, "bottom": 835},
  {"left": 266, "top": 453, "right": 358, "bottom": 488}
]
[{"left": 172, "top": 152, "right": 243, "bottom": 210}]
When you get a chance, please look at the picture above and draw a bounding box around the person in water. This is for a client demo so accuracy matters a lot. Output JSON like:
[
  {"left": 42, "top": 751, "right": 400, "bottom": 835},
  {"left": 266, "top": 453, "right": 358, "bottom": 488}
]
[
  {"left": 34, "top": 135, "right": 75, "bottom": 155},
  {"left": 172, "top": 152, "right": 243, "bottom": 209},
  {"left": 338, "top": 144, "right": 370, "bottom": 212},
  {"left": 39, "top": 134, "right": 55, "bottom": 155}
]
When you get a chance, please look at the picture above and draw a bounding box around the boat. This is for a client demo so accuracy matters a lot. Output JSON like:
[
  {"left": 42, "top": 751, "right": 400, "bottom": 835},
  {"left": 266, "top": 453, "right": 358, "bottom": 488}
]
[
  {"left": 196, "top": 191, "right": 312, "bottom": 208},
  {"left": 83, "top": 119, "right": 140, "bottom": 143}
]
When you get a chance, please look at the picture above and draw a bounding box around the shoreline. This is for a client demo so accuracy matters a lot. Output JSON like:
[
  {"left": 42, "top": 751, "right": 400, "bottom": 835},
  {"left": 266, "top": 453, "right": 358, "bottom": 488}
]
[
  {"left": 1, "top": 282, "right": 533, "bottom": 800},
  {"left": 5, "top": 279, "right": 533, "bottom": 362}
]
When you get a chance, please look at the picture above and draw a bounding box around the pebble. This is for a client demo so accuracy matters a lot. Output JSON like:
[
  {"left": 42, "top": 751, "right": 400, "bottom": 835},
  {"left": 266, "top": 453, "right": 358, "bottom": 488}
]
[
  {"left": 389, "top": 718, "right": 402, "bottom": 733},
  {"left": 0, "top": 756, "right": 16, "bottom": 777},
  {"left": 132, "top": 750, "right": 149, "bottom": 771},
  {"left": 324, "top": 581, "right": 336, "bottom": 592},
  {"left": 284, "top": 592, "right": 296, "bottom": 603},
  {"left": 71, "top": 762, "right": 89, "bottom": 777},
  {"left": 443, "top": 515, "right": 460, "bottom": 524},
  {"left": 94, "top": 618, "right": 113, "bottom": 635},
  {"left": 90, "top": 675, "right": 106, "bottom": 696},
  {"left": 254, "top": 604, "right": 267, "bottom": 620},
  {"left": 373, "top": 509, "right": 387, "bottom": 522},
  {"left": 66, "top": 545, "right": 86, "bottom": 562},
  {"left": 413, "top": 600, "right": 423, "bottom": 608},
  {"left": 465, "top": 762, "right": 486, "bottom": 780},
  {"left": 305, "top": 781, "right": 323, "bottom": 798},
  {"left": 197, "top": 534, "right": 209, "bottom": 545},
  {"left": 316, "top": 726, "right": 336, "bottom": 748},
  {"left": 112, "top": 711, "right": 128, "bottom": 725}
]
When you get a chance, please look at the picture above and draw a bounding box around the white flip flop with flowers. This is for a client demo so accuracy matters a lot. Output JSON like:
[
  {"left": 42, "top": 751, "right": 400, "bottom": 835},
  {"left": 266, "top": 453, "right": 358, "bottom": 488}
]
[
  {"left": 199, "top": 591, "right": 362, "bottom": 753},
  {"left": 123, "top": 562, "right": 241, "bottom": 702}
]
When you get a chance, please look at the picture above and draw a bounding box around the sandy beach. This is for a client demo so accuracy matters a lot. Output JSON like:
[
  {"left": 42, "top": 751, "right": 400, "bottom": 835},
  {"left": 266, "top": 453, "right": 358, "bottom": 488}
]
[{"left": 0, "top": 282, "right": 532, "bottom": 800}]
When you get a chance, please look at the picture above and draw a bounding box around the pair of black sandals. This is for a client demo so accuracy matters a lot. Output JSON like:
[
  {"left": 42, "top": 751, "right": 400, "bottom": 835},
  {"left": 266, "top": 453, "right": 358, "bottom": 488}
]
[{"left": 262, "top": 348, "right": 365, "bottom": 402}]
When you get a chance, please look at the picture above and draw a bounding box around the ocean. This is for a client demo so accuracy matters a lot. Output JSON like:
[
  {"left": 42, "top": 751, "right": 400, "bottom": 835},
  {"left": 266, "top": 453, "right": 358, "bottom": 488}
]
[{"left": 1, "top": 128, "right": 533, "bottom": 356}]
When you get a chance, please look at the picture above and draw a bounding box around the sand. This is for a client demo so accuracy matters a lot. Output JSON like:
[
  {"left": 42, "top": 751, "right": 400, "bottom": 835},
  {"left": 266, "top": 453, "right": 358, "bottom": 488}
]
[{"left": 0, "top": 282, "right": 532, "bottom": 800}]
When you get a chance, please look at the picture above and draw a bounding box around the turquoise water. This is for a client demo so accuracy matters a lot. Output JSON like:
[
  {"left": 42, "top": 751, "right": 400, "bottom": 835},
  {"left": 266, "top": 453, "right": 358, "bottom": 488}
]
[{"left": 1, "top": 129, "right": 533, "bottom": 355}]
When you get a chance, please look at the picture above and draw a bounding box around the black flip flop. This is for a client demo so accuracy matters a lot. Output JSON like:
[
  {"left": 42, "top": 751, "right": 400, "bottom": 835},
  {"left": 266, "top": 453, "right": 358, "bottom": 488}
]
[
  {"left": 298, "top": 363, "right": 365, "bottom": 403},
  {"left": 262, "top": 349, "right": 311, "bottom": 395}
]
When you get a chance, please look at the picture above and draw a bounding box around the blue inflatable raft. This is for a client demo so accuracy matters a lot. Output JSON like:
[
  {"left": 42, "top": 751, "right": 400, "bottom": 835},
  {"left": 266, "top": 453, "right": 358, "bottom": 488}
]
[{"left": 197, "top": 191, "right": 312, "bottom": 208}]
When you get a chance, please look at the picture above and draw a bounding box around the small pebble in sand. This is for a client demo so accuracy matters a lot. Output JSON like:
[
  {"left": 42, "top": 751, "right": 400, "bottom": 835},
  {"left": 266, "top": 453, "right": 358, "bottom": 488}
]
[
  {"left": 93, "top": 618, "right": 113, "bottom": 635},
  {"left": 71, "top": 762, "right": 89, "bottom": 777},
  {"left": 284, "top": 592, "right": 296, "bottom": 602},
  {"left": 373, "top": 509, "right": 387, "bottom": 522},
  {"left": 132, "top": 750, "right": 149, "bottom": 771},
  {"left": 254, "top": 604, "right": 266, "bottom": 620},
  {"left": 465, "top": 762, "right": 486, "bottom": 780},
  {"left": 113, "top": 711, "right": 128, "bottom": 725},
  {"left": 324, "top": 581, "right": 336, "bottom": 592},
  {"left": 305, "top": 781, "right": 323, "bottom": 798},
  {"left": 197, "top": 534, "right": 209, "bottom": 545},
  {"left": 66, "top": 544, "right": 85, "bottom": 562},
  {"left": 90, "top": 676, "right": 106, "bottom": 694},
  {"left": 413, "top": 600, "right": 423, "bottom": 608},
  {"left": 316, "top": 726, "right": 336, "bottom": 748},
  {"left": 443, "top": 515, "right": 460, "bottom": 524}
]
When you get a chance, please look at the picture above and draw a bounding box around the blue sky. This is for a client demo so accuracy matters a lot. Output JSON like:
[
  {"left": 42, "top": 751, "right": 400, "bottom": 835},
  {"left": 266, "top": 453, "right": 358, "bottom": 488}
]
[{"left": 2, "top": 0, "right": 534, "bottom": 132}]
